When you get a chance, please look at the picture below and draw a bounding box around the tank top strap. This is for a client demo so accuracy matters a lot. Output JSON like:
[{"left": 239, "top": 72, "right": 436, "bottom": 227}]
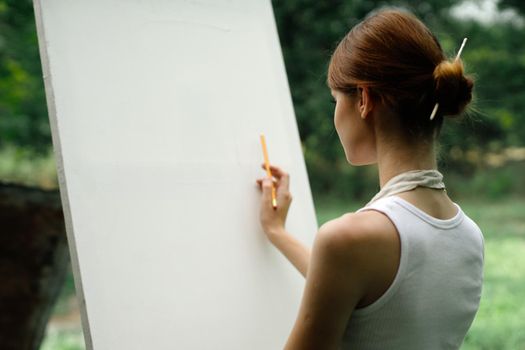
[
  {"left": 357, "top": 195, "right": 465, "bottom": 229},
  {"left": 355, "top": 195, "right": 399, "bottom": 215}
]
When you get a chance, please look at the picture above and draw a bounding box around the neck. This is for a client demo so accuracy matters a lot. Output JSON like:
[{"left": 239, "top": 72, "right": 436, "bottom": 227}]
[{"left": 376, "top": 138, "right": 438, "bottom": 189}]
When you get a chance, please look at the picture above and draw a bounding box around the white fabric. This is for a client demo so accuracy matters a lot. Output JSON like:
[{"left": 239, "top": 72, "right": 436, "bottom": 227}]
[
  {"left": 341, "top": 169, "right": 485, "bottom": 350},
  {"left": 365, "top": 169, "right": 446, "bottom": 207}
]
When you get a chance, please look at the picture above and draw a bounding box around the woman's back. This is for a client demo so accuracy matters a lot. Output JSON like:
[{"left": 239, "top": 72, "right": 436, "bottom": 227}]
[{"left": 341, "top": 193, "right": 484, "bottom": 349}]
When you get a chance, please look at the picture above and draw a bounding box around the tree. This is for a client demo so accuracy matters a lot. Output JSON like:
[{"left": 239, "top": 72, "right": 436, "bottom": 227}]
[
  {"left": 0, "top": 0, "right": 49, "bottom": 154},
  {"left": 0, "top": 181, "right": 68, "bottom": 350},
  {"left": 500, "top": 0, "right": 525, "bottom": 14}
]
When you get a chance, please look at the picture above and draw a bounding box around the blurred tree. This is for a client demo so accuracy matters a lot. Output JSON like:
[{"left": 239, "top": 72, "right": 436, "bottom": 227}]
[
  {"left": 436, "top": 17, "right": 525, "bottom": 172},
  {"left": 499, "top": 0, "right": 525, "bottom": 14},
  {"left": 1, "top": 2, "right": 67, "bottom": 349},
  {"left": 0, "top": 0, "right": 49, "bottom": 155},
  {"left": 0, "top": 0, "right": 523, "bottom": 195},
  {"left": 0, "top": 181, "right": 68, "bottom": 350}
]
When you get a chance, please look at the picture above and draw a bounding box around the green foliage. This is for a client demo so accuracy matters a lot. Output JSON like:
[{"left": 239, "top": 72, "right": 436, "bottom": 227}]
[
  {"left": 0, "top": 0, "right": 524, "bottom": 197},
  {"left": 446, "top": 161, "right": 525, "bottom": 200},
  {"left": 461, "top": 238, "right": 525, "bottom": 349},
  {"left": 0, "top": 144, "right": 56, "bottom": 188},
  {"left": 460, "top": 198, "right": 525, "bottom": 349},
  {"left": 0, "top": 0, "right": 49, "bottom": 154},
  {"left": 499, "top": 0, "right": 525, "bottom": 15},
  {"left": 40, "top": 328, "right": 84, "bottom": 350}
]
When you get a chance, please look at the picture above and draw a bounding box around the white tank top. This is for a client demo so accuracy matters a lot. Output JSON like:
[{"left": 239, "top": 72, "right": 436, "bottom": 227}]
[{"left": 341, "top": 195, "right": 485, "bottom": 349}]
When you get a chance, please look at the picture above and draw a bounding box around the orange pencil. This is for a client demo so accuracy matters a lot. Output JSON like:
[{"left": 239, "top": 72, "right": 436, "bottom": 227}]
[{"left": 260, "top": 133, "right": 277, "bottom": 209}]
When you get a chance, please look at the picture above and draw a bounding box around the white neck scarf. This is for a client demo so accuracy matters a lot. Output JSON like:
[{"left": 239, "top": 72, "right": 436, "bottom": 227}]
[{"left": 365, "top": 169, "right": 446, "bottom": 207}]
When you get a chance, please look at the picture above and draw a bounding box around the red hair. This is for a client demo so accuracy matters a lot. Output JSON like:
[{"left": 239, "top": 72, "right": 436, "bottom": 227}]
[{"left": 327, "top": 8, "right": 474, "bottom": 140}]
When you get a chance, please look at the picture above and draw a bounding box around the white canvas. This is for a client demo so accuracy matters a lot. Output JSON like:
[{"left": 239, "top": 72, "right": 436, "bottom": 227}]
[{"left": 34, "top": 1, "right": 318, "bottom": 349}]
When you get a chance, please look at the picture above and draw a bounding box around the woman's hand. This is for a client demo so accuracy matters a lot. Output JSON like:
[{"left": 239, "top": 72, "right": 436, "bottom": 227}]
[{"left": 255, "top": 163, "right": 293, "bottom": 241}]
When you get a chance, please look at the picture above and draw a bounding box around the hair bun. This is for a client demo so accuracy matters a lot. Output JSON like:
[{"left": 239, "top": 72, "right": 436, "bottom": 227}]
[{"left": 433, "top": 59, "right": 473, "bottom": 116}]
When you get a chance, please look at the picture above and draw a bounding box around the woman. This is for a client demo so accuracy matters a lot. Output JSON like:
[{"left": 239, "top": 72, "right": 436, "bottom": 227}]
[{"left": 255, "top": 7, "right": 484, "bottom": 350}]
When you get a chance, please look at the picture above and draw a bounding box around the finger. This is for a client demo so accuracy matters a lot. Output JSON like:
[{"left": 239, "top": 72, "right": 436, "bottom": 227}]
[
  {"left": 256, "top": 178, "right": 277, "bottom": 187},
  {"left": 276, "top": 171, "right": 290, "bottom": 194},
  {"left": 259, "top": 174, "right": 289, "bottom": 193},
  {"left": 258, "top": 177, "right": 289, "bottom": 203},
  {"left": 256, "top": 179, "right": 266, "bottom": 189},
  {"left": 261, "top": 178, "right": 273, "bottom": 202},
  {"left": 259, "top": 164, "right": 290, "bottom": 193},
  {"left": 260, "top": 163, "right": 287, "bottom": 179}
]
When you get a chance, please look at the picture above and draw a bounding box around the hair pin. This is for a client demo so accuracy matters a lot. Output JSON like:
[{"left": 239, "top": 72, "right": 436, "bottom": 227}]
[{"left": 430, "top": 37, "right": 468, "bottom": 120}]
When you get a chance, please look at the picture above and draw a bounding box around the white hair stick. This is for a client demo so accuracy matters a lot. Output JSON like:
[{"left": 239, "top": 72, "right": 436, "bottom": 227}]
[{"left": 430, "top": 37, "right": 468, "bottom": 120}]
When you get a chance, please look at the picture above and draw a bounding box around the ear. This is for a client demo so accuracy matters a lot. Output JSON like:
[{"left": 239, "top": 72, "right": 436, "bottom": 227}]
[{"left": 358, "top": 86, "right": 374, "bottom": 119}]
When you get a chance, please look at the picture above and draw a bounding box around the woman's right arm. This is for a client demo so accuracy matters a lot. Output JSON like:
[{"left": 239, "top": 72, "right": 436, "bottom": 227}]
[{"left": 268, "top": 228, "right": 311, "bottom": 279}]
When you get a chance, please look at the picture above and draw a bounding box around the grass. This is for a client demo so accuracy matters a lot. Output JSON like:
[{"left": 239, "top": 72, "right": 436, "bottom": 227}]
[
  {"left": 458, "top": 198, "right": 525, "bottom": 349},
  {"left": 40, "top": 328, "right": 84, "bottom": 350},
  {"left": 462, "top": 238, "right": 525, "bottom": 349}
]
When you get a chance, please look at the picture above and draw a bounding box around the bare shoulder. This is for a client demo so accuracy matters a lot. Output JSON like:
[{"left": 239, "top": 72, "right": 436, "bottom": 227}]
[
  {"left": 319, "top": 209, "right": 398, "bottom": 248},
  {"left": 318, "top": 210, "right": 400, "bottom": 306}
]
